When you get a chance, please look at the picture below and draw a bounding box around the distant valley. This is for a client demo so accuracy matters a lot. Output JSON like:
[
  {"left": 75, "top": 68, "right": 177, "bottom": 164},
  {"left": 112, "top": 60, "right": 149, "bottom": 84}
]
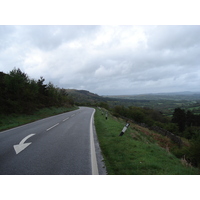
[
  {"left": 105, "top": 91, "right": 200, "bottom": 101},
  {"left": 66, "top": 90, "right": 200, "bottom": 116}
]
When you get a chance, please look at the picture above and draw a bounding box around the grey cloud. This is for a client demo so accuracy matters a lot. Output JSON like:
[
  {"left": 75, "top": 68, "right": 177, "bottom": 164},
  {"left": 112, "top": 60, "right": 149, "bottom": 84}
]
[
  {"left": 17, "top": 25, "right": 100, "bottom": 51},
  {"left": 0, "top": 26, "right": 16, "bottom": 50},
  {"left": 147, "top": 25, "right": 200, "bottom": 50},
  {"left": 0, "top": 25, "right": 200, "bottom": 95}
]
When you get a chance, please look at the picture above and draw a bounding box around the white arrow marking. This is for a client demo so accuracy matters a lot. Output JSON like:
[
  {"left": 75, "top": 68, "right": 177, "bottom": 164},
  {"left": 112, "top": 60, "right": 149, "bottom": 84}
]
[{"left": 13, "top": 133, "right": 35, "bottom": 154}]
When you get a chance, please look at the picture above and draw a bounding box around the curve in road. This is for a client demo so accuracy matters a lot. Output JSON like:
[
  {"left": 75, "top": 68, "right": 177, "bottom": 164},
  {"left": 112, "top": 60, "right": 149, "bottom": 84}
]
[{"left": 0, "top": 107, "right": 105, "bottom": 175}]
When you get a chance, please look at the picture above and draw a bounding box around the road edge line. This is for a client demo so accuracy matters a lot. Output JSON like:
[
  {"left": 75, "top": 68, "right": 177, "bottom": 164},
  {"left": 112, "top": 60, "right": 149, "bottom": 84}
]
[{"left": 90, "top": 108, "right": 99, "bottom": 175}]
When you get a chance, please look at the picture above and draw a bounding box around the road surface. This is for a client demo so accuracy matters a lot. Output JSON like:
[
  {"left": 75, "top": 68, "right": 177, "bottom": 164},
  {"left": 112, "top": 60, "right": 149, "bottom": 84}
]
[{"left": 0, "top": 107, "right": 106, "bottom": 175}]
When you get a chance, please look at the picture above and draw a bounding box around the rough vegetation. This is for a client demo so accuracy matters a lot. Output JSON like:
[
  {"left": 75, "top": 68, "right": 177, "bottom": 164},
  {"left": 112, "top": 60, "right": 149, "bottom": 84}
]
[
  {"left": 109, "top": 105, "right": 200, "bottom": 169},
  {"left": 94, "top": 108, "right": 199, "bottom": 175}
]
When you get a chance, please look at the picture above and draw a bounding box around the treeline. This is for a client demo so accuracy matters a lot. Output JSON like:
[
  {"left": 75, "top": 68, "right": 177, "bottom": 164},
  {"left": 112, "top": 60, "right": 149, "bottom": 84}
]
[
  {"left": 171, "top": 108, "right": 200, "bottom": 167},
  {"left": 172, "top": 108, "right": 200, "bottom": 138},
  {"left": 113, "top": 105, "right": 169, "bottom": 126},
  {"left": 111, "top": 105, "right": 179, "bottom": 136},
  {"left": 0, "top": 68, "right": 74, "bottom": 115},
  {"left": 100, "top": 104, "right": 200, "bottom": 140}
]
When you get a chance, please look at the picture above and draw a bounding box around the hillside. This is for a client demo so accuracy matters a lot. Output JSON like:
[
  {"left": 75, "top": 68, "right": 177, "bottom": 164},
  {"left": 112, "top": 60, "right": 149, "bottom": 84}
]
[
  {"left": 95, "top": 108, "right": 199, "bottom": 175},
  {"left": 65, "top": 89, "right": 108, "bottom": 105}
]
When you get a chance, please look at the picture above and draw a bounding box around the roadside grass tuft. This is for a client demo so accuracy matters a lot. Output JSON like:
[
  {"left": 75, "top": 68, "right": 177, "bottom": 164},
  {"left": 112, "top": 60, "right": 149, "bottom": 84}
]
[{"left": 94, "top": 108, "right": 199, "bottom": 175}]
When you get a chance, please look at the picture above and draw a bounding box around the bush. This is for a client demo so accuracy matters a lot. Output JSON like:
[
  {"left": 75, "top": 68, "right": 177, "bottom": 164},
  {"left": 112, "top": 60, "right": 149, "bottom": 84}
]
[{"left": 186, "top": 135, "right": 200, "bottom": 167}]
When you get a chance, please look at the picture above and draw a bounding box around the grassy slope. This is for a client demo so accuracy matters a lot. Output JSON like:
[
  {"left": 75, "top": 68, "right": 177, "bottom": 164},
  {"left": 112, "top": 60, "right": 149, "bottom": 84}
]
[
  {"left": 0, "top": 106, "right": 78, "bottom": 131},
  {"left": 94, "top": 108, "right": 199, "bottom": 175}
]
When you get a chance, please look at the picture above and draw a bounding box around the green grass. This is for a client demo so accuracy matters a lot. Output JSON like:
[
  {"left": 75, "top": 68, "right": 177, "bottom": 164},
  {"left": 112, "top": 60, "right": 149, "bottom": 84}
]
[
  {"left": 0, "top": 106, "right": 78, "bottom": 131},
  {"left": 94, "top": 108, "right": 199, "bottom": 175}
]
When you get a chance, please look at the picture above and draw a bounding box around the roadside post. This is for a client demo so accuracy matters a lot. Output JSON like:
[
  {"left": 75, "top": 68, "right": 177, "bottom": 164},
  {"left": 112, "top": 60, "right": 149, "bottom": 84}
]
[
  {"left": 105, "top": 112, "right": 108, "bottom": 120},
  {"left": 119, "top": 122, "right": 130, "bottom": 136}
]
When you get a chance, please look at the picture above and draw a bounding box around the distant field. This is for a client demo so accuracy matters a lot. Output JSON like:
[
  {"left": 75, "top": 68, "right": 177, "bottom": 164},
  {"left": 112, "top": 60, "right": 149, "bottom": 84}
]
[
  {"left": 188, "top": 106, "right": 200, "bottom": 111},
  {"left": 106, "top": 93, "right": 200, "bottom": 116},
  {"left": 107, "top": 92, "right": 200, "bottom": 101}
]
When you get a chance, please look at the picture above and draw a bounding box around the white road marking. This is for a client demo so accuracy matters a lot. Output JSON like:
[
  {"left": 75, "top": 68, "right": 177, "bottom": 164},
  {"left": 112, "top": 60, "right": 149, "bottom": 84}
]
[
  {"left": 46, "top": 123, "right": 59, "bottom": 131},
  {"left": 71, "top": 114, "right": 75, "bottom": 117},
  {"left": 63, "top": 117, "right": 69, "bottom": 122},
  {"left": 13, "top": 133, "right": 35, "bottom": 154},
  {"left": 90, "top": 109, "right": 99, "bottom": 175}
]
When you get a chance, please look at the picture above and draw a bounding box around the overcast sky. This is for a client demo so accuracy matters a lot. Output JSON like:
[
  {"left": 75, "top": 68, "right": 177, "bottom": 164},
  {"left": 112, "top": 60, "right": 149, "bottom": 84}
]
[
  {"left": 1, "top": 25, "right": 200, "bottom": 95},
  {"left": 0, "top": 1, "right": 199, "bottom": 197}
]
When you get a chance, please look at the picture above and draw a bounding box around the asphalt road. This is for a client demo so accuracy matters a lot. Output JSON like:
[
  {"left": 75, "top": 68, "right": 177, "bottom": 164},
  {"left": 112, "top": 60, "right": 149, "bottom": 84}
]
[{"left": 0, "top": 107, "right": 106, "bottom": 175}]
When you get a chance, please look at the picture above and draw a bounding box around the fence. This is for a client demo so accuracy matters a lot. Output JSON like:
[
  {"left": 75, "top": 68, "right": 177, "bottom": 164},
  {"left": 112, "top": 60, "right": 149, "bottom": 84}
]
[{"left": 150, "top": 126, "right": 183, "bottom": 147}]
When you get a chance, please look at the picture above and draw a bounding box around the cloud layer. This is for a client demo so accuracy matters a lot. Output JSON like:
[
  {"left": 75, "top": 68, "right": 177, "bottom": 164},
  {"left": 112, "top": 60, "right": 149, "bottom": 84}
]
[{"left": 0, "top": 25, "right": 200, "bottom": 95}]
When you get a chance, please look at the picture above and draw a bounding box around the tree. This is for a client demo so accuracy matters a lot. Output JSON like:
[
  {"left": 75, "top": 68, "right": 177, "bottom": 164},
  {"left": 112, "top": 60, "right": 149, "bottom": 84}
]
[
  {"left": 126, "top": 107, "right": 143, "bottom": 123},
  {"left": 186, "top": 110, "right": 194, "bottom": 127},
  {"left": 172, "top": 108, "right": 186, "bottom": 132},
  {"left": 4, "top": 68, "right": 30, "bottom": 113},
  {"left": 0, "top": 72, "right": 7, "bottom": 113},
  {"left": 36, "top": 76, "right": 48, "bottom": 107},
  {"left": 1, "top": 68, "right": 74, "bottom": 115},
  {"left": 113, "top": 105, "right": 126, "bottom": 117},
  {"left": 99, "top": 102, "right": 109, "bottom": 110}
]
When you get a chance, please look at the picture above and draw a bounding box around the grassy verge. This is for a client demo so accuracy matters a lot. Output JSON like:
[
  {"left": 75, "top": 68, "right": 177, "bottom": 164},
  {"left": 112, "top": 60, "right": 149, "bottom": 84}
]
[
  {"left": 94, "top": 108, "right": 199, "bottom": 175},
  {"left": 0, "top": 106, "right": 78, "bottom": 131}
]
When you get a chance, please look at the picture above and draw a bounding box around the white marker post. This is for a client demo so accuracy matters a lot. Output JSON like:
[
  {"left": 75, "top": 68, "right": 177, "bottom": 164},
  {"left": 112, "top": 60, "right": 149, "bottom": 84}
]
[{"left": 119, "top": 123, "right": 130, "bottom": 136}]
